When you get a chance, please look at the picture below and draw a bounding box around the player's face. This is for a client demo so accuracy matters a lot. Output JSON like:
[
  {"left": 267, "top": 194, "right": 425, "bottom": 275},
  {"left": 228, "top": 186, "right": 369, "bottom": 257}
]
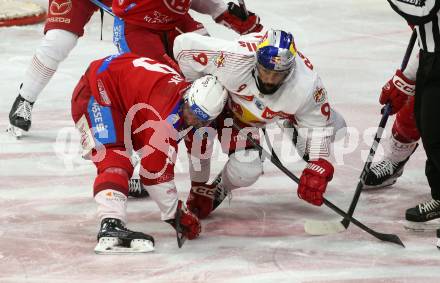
[
  {"left": 256, "top": 64, "right": 289, "bottom": 94},
  {"left": 182, "top": 103, "right": 211, "bottom": 129}
]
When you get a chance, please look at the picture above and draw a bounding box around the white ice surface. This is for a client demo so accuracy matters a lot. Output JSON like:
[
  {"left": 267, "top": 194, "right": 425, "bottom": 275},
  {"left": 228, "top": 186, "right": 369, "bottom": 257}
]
[{"left": 1, "top": 0, "right": 439, "bottom": 282}]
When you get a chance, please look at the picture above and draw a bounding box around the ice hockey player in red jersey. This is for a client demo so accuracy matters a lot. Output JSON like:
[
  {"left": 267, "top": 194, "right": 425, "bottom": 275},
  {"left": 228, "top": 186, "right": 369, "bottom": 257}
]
[
  {"left": 112, "top": 0, "right": 263, "bottom": 61},
  {"left": 8, "top": 0, "right": 261, "bottom": 138},
  {"left": 70, "top": 53, "right": 228, "bottom": 253},
  {"left": 7, "top": 0, "right": 113, "bottom": 137},
  {"left": 363, "top": 66, "right": 419, "bottom": 190},
  {"left": 173, "top": 29, "right": 347, "bottom": 218}
]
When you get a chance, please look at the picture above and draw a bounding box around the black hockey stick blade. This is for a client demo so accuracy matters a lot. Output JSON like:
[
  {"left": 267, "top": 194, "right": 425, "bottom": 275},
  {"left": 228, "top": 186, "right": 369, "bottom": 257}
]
[
  {"left": 176, "top": 230, "right": 186, "bottom": 249},
  {"left": 234, "top": 124, "right": 405, "bottom": 246},
  {"left": 324, "top": 199, "right": 405, "bottom": 247},
  {"left": 174, "top": 204, "right": 187, "bottom": 248}
]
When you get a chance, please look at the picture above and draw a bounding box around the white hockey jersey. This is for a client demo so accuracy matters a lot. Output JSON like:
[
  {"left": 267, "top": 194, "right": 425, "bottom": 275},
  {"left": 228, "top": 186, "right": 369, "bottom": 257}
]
[{"left": 173, "top": 32, "right": 335, "bottom": 130}]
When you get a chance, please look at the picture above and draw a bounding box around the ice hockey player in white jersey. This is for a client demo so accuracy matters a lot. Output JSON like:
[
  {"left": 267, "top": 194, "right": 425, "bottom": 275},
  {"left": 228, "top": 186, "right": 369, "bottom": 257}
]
[{"left": 173, "top": 29, "right": 347, "bottom": 218}]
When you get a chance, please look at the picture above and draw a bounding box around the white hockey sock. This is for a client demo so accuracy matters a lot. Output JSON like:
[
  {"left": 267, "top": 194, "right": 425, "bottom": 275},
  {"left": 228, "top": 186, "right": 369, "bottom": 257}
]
[
  {"left": 384, "top": 135, "right": 418, "bottom": 163},
  {"left": 95, "top": 189, "right": 128, "bottom": 223},
  {"left": 20, "top": 29, "right": 78, "bottom": 103},
  {"left": 188, "top": 154, "right": 211, "bottom": 183},
  {"left": 143, "top": 181, "right": 178, "bottom": 221}
]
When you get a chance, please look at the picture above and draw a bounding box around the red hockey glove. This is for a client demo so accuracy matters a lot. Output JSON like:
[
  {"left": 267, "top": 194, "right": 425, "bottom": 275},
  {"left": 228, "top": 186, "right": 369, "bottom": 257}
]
[
  {"left": 298, "top": 159, "right": 334, "bottom": 206},
  {"left": 186, "top": 181, "right": 215, "bottom": 219},
  {"left": 168, "top": 200, "right": 201, "bottom": 240},
  {"left": 215, "top": 2, "right": 263, "bottom": 35},
  {"left": 379, "top": 70, "right": 415, "bottom": 115}
]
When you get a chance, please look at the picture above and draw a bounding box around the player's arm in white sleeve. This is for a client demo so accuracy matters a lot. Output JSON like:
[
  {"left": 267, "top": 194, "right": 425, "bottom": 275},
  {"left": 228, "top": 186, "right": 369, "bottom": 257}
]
[
  {"left": 293, "top": 76, "right": 342, "bottom": 161},
  {"left": 190, "top": 0, "right": 227, "bottom": 19},
  {"left": 173, "top": 33, "right": 221, "bottom": 81},
  {"left": 402, "top": 50, "right": 419, "bottom": 81},
  {"left": 290, "top": 75, "right": 343, "bottom": 207},
  {"left": 173, "top": 32, "right": 251, "bottom": 81}
]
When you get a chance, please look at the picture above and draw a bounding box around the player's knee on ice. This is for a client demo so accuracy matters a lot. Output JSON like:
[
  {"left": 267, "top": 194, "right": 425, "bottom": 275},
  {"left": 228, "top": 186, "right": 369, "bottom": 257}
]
[{"left": 223, "top": 149, "right": 263, "bottom": 189}]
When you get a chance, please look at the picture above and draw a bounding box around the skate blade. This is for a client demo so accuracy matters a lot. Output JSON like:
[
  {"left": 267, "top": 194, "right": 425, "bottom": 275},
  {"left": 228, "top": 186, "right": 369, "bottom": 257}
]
[
  {"left": 94, "top": 237, "right": 154, "bottom": 254},
  {"left": 403, "top": 220, "right": 440, "bottom": 232},
  {"left": 6, "top": 124, "right": 24, "bottom": 139},
  {"left": 304, "top": 219, "right": 346, "bottom": 235},
  {"left": 362, "top": 179, "right": 397, "bottom": 190}
]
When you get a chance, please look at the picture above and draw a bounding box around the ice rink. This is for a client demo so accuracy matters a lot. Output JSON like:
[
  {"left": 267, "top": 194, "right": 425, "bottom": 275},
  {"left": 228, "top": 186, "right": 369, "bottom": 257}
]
[{"left": 1, "top": 0, "right": 439, "bottom": 282}]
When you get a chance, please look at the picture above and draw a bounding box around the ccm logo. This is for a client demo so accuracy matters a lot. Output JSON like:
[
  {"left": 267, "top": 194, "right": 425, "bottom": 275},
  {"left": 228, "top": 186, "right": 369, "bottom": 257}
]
[
  {"left": 393, "top": 78, "right": 415, "bottom": 95},
  {"left": 194, "top": 186, "right": 215, "bottom": 198}
]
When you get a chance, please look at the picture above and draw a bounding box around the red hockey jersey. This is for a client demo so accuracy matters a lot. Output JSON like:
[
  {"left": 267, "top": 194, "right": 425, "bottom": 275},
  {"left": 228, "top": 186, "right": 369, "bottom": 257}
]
[
  {"left": 86, "top": 52, "right": 188, "bottom": 121},
  {"left": 112, "top": 0, "right": 192, "bottom": 30},
  {"left": 83, "top": 53, "right": 191, "bottom": 184}
]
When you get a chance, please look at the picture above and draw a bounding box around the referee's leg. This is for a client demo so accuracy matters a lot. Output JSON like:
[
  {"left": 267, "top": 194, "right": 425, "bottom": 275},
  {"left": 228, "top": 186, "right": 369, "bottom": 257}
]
[{"left": 416, "top": 54, "right": 440, "bottom": 200}]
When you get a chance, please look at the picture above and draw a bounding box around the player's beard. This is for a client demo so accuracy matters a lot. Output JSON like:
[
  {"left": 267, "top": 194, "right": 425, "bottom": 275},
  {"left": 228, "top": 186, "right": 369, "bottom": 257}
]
[
  {"left": 253, "top": 71, "right": 280, "bottom": 95},
  {"left": 253, "top": 68, "right": 291, "bottom": 95},
  {"left": 256, "top": 76, "right": 280, "bottom": 95}
]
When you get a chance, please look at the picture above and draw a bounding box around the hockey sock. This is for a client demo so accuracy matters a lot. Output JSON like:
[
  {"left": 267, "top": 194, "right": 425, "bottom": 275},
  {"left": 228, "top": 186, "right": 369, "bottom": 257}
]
[
  {"left": 20, "top": 29, "right": 78, "bottom": 103},
  {"left": 94, "top": 170, "right": 129, "bottom": 223}
]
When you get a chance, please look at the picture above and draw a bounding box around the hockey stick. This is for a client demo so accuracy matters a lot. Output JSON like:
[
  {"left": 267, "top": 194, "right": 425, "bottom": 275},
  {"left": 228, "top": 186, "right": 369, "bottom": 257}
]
[
  {"left": 174, "top": 204, "right": 186, "bottom": 248},
  {"left": 238, "top": 0, "right": 249, "bottom": 18},
  {"left": 302, "top": 103, "right": 393, "bottom": 235},
  {"left": 234, "top": 123, "right": 405, "bottom": 247},
  {"left": 304, "top": 30, "right": 417, "bottom": 235},
  {"left": 89, "top": 0, "right": 115, "bottom": 17},
  {"left": 341, "top": 104, "right": 392, "bottom": 227},
  {"left": 341, "top": 29, "right": 418, "bottom": 229},
  {"left": 305, "top": 30, "right": 418, "bottom": 235}
]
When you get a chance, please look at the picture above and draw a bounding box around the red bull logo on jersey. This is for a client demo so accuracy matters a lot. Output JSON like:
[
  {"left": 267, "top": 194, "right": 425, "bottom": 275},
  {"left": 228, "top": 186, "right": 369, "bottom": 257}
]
[
  {"left": 213, "top": 52, "right": 226, "bottom": 68},
  {"left": 313, "top": 88, "right": 327, "bottom": 104}
]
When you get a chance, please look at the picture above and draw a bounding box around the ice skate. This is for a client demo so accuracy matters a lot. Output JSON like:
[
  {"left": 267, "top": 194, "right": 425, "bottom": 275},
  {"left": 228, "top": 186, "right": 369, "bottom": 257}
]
[
  {"left": 94, "top": 218, "right": 154, "bottom": 254},
  {"left": 404, "top": 199, "right": 440, "bottom": 232},
  {"left": 7, "top": 94, "right": 34, "bottom": 138},
  {"left": 363, "top": 158, "right": 407, "bottom": 189}
]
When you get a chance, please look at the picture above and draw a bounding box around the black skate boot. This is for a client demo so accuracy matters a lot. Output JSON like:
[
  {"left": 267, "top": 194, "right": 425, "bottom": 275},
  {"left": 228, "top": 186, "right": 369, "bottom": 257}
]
[
  {"left": 404, "top": 199, "right": 440, "bottom": 231},
  {"left": 128, "top": 178, "right": 149, "bottom": 198},
  {"left": 7, "top": 94, "right": 34, "bottom": 137},
  {"left": 94, "top": 218, "right": 154, "bottom": 254},
  {"left": 363, "top": 157, "right": 410, "bottom": 189}
]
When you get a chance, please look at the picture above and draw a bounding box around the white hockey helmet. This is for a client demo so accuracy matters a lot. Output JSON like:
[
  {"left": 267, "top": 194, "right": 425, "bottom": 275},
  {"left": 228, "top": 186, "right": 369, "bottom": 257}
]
[{"left": 184, "top": 75, "right": 228, "bottom": 121}]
